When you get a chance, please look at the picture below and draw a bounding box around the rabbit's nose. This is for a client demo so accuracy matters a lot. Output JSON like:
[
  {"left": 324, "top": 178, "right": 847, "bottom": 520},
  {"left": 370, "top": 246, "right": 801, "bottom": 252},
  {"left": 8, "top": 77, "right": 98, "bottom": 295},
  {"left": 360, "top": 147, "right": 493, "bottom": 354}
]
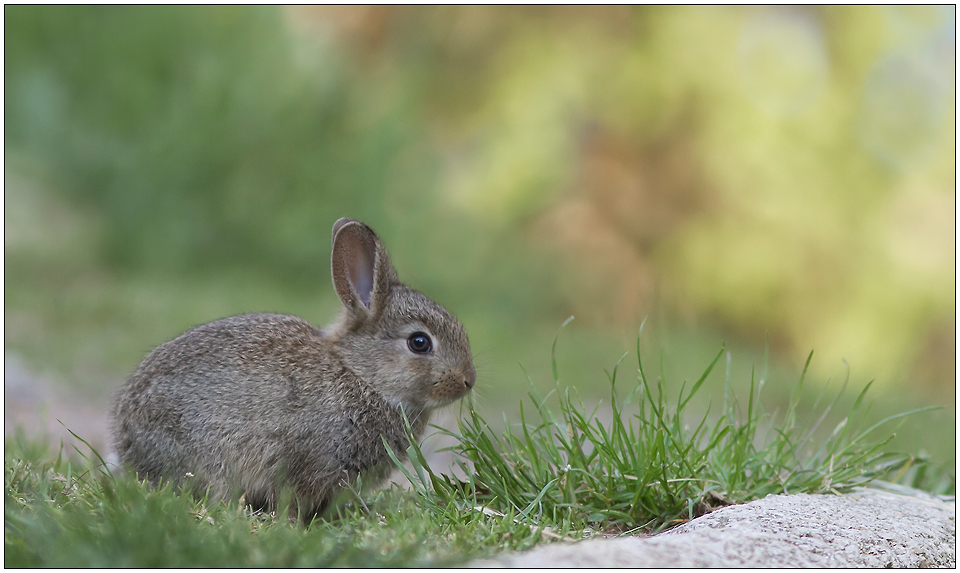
[{"left": 464, "top": 365, "right": 476, "bottom": 389}]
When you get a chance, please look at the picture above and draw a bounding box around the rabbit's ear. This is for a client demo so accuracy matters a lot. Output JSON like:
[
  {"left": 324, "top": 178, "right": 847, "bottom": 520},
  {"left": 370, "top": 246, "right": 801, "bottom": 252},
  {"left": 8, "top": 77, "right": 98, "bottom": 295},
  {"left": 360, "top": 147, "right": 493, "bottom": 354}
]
[{"left": 331, "top": 218, "right": 397, "bottom": 319}]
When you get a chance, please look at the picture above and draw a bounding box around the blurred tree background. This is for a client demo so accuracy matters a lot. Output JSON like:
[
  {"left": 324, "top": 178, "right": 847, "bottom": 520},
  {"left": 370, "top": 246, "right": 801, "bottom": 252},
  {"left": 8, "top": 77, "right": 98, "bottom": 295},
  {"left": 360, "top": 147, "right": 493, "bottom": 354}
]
[{"left": 4, "top": 6, "right": 955, "bottom": 466}]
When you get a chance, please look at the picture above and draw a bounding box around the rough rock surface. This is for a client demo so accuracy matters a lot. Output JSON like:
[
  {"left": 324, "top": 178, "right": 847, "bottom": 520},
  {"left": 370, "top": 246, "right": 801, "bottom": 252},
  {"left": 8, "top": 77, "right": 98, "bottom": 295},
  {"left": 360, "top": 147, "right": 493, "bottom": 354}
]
[{"left": 472, "top": 487, "right": 956, "bottom": 568}]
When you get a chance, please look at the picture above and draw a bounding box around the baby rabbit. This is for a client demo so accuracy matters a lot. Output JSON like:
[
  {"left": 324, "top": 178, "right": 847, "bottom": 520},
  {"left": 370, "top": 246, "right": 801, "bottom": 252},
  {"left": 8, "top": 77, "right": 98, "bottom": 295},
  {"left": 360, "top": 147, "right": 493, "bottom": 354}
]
[{"left": 112, "top": 218, "right": 475, "bottom": 518}]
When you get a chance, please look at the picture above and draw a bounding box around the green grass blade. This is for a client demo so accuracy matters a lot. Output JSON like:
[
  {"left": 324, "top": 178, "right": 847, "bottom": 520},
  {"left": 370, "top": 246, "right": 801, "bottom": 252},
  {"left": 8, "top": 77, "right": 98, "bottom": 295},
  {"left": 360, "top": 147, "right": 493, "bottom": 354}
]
[{"left": 551, "top": 316, "right": 575, "bottom": 383}]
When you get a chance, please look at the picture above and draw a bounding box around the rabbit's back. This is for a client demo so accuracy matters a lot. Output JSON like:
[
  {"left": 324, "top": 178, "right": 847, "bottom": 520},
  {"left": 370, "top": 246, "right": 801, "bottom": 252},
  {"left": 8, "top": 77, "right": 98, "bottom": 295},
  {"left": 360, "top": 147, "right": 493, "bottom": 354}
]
[{"left": 113, "top": 313, "right": 420, "bottom": 512}]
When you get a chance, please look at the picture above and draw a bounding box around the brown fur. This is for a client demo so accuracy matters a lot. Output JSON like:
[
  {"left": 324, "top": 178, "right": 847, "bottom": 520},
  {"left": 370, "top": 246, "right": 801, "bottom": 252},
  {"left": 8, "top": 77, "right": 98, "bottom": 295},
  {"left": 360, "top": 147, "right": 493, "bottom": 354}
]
[{"left": 112, "top": 218, "right": 475, "bottom": 518}]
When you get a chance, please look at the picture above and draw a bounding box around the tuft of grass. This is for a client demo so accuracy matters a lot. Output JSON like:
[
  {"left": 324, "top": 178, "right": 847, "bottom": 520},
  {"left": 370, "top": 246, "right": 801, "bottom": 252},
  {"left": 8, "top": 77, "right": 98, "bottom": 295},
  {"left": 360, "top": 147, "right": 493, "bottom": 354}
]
[{"left": 393, "top": 319, "right": 948, "bottom": 534}]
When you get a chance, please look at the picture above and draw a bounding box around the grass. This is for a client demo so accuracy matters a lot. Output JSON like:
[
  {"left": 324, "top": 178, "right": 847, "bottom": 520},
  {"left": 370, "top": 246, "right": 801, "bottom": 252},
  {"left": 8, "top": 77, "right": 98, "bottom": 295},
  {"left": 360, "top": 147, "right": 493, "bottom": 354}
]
[
  {"left": 5, "top": 434, "right": 549, "bottom": 568},
  {"left": 394, "top": 319, "right": 951, "bottom": 536},
  {"left": 5, "top": 322, "right": 953, "bottom": 567}
]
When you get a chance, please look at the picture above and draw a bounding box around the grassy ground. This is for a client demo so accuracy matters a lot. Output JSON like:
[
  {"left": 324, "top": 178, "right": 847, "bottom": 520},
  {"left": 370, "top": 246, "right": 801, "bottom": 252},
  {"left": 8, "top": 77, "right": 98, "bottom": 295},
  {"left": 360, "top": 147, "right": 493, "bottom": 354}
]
[
  {"left": 4, "top": 442, "right": 551, "bottom": 568},
  {"left": 5, "top": 327, "right": 952, "bottom": 567}
]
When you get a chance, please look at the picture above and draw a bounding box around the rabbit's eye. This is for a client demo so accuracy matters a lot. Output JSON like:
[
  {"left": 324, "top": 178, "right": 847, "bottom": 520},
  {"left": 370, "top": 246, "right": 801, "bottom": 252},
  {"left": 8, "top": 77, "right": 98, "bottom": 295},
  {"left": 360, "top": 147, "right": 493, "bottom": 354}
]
[{"left": 407, "top": 332, "right": 433, "bottom": 354}]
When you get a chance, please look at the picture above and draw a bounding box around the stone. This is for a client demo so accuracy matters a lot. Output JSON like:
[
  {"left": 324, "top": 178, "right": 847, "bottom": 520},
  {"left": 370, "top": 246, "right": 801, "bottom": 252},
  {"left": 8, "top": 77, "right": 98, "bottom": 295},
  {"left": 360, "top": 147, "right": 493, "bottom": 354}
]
[{"left": 472, "top": 486, "right": 956, "bottom": 568}]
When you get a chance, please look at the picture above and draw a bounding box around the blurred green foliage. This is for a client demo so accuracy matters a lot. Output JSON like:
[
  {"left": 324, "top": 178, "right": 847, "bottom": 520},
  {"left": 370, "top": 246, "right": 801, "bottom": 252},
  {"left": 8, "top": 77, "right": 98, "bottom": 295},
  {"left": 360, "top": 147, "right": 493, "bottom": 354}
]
[
  {"left": 7, "top": 6, "right": 417, "bottom": 276},
  {"left": 4, "top": 6, "right": 954, "bottom": 464}
]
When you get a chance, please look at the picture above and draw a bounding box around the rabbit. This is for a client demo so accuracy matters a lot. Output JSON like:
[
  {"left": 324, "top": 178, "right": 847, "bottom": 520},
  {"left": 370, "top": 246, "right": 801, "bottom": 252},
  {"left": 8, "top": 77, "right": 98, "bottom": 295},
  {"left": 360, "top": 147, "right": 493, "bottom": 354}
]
[{"left": 111, "top": 217, "right": 476, "bottom": 518}]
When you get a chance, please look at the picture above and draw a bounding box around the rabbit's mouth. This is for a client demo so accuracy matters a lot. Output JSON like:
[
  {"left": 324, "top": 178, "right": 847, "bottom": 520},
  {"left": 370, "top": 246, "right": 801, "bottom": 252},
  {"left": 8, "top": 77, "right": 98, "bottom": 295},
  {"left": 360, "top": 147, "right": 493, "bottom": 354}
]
[{"left": 427, "top": 369, "right": 475, "bottom": 406}]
